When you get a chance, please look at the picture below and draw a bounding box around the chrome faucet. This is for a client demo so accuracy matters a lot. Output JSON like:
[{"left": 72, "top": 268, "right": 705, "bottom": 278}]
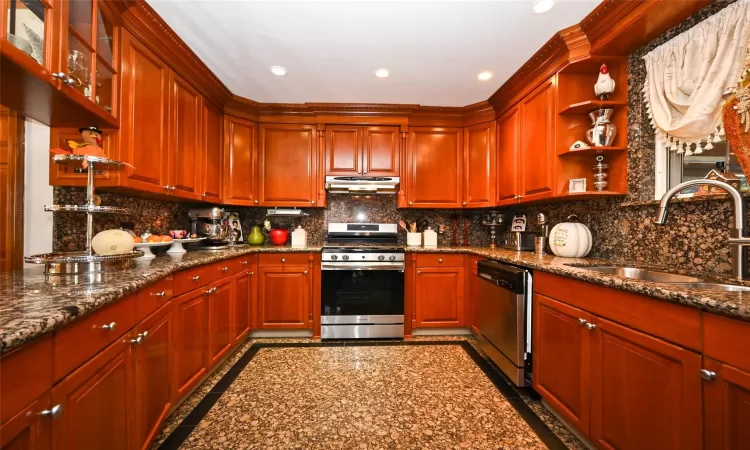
[{"left": 655, "top": 179, "right": 749, "bottom": 280}]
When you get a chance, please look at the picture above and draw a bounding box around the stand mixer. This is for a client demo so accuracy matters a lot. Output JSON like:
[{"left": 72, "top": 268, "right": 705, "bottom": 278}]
[{"left": 188, "top": 207, "right": 231, "bottom": 248}]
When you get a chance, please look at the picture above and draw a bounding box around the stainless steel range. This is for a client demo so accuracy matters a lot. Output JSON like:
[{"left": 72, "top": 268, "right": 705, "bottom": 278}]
[{"left": 321, "top": 223, "right": 405, "bottom": 339}]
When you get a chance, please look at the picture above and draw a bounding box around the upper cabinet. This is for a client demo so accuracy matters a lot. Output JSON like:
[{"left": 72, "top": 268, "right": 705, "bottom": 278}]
[
  {"left": 496, "top": 106, "right": 520, "bottom": 206},
  {"left": 463, "top": 121, "right": 496, "bottom": 208},
  {"left": 166, "top": 71, "right": 202, "bottom": 200},
  {"left": 259, "top": 124, "right": 319, "bottom": 207},
  {"left": 406, "top": 127, "right": 463, "bottom": 208},
  {"left": 201, "top": 101, "right": 223, "bottom": 201},
  {"left": 222, "top": 115, "right": 258, "bottom": 206},
  {"left": 325, "top": 125, "right": 400, "bottom": 177},
  {"left": 519, "top": 78, "right": 555, "bottom": 203}
]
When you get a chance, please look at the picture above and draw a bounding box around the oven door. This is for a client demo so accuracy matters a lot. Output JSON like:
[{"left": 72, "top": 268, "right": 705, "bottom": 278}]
[{"left": 321, "top": 264, "right": 404, "bottom": 321}]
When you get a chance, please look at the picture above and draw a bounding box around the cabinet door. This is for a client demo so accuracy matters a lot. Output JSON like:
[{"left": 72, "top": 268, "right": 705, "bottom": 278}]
[
  {"left": 167, "top": 72, "right": 201, "bottom": 200},
  {"left": 0, "top": 395, "right": 51, "bottom": 450},
  {"left": 51, "top": 337, "right": 132, "bottom": 450},
  {"left": 414, "top": 267, "right": 464, "bottom": 327},
  {"left": 201, "top": 101, "right": 223, "bottom": 201},
  {"left": 532, "top": 294, "right": 591, "bottom": 436},
  {"left": 590, "top": 316, "right": 702, "bottom": 450},
  {"left": 325, "top": 126, "right": 361, "bottom": 176},
  {"left": 463, "top": 121, "right": 496, "bottom": 208},
  {"left": 363, "top": 126, "right": 400, "bottom": 176},
  {"left": 133, "top": 303, "right": 172, "bottom": 450},
  {"left": 703, "top": 359, "right": 750, "bottom": 450},
  {"left": 171, "top": 288, "right": 208, "bottom": 400},
  {"left": 207, "top": 278, "right": 233, "bottom": 367},
  {"left": 519, "top": 78, "right": 555, "bottom": 202},
  {"left": 232, "top": 270, "right": 253, "bottom": 343},
  {"left": 257, "top": 267, "right": 310, "bottom": 329},
  {"left": 119, "top": 30, "right": 169, "bottom": 194},
  {"left": 259, "top": 124, "right": 317, "bottom": 207},
  {"left": 223, "top": 116, "right": 258, "bottom": 206},
  {"left": 496, "top": 106, "right": 520, "bottom": 205},
  {"left": 407, "top": 127, "right": 463, "bottom": 208}
]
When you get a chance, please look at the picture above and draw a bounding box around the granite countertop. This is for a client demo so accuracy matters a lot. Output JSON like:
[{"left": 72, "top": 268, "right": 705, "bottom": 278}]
[
  {"left": 0, "top": 245, "right": 322, "bottom": 355},
  {"left": 3, "top": 243, "right": 750, "bottom": 356}
]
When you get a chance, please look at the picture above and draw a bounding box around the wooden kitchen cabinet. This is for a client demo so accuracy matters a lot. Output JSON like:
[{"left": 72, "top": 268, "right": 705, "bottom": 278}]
[
  {"left": 166, "top": 71, "right": 202, "bottom": 200},
  {"left": 519, "top": 78, "right": 555, "bottom": 202},
  {"left": 257, "top": 266, "right": 310, "bottom": 329},
  {"left": 50, "top": 335, "right": 132, "bottom": 450},
  {"left": 703, "top": 358, "right": 750, "bottom": 450},
  {"left": 325, "top": 126, "right": 400, "bottom": 177},
  {"left": 496, "top": 106, "right": 520, "bottom": 205},
  {"left": 118, "top": 29, "right": 170, "bottom": 194},
  {"left": 406, "top": 127, "right": 463, "bottom": 208},
  {"left": 325, "top": 126, "right": 361, "bottom": 175},
  {"left": 223, "top": 115, "right": 258, "bottom": 206},
  {"left": 232, "top": 269, "right": 254, "bottom": 343},
  {"left": 414, "top": 266, "right": 464, "bottom": 328},
  {"left": 201, "top": 101, "right": 223, "bottom": 201},
  {"left": 258, "top": 124, "right": 318, "bottom": 207},
  {"left": 0, "top": 395, "right": 51, "bottom": 450},
  {"left": 590, "top": 316, "right": 702, "bottom": 450},
  {"left": 533, "top": 294, "right": 592, "bottom": 435},
  {"left": 132, "top": 302, "right": 172, "bottom": 450},
  {"left": 463, "top": 121, "right": 496, "bottom": 208},
  {"left": 207, "top": 277, "right": 233, "bottom": 367},
  {"left": 171, "top": 288, "right": 208, "bottom": 401}
]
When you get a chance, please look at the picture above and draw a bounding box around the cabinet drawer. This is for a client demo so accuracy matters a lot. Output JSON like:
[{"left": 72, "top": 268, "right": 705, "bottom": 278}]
[
  {"left": 53, "top": 294, "right": 137, "bottom": 382},
  {"left": 416, "top": 253, "right": 464, "bottom": 267},
  {"left": 259, "top": 253, "right": 310, "bottom": 267},
  {"left": 235, "top": 254, "right": 255, "bottom": 270},
  {"left": 136, "top": 275, "right": 174, "bottom": 321},
  {"left": 0, "top": 336, "right": 52, "bottom": 425},
  {"left": 467, "top": 255, "right": 484, "bottom": 274},
  {"left": 174, "top": 266, "right": 215, "bottom": 296},
  {"left": 704, "top": 313, "right": 750, "bottom": 373}
]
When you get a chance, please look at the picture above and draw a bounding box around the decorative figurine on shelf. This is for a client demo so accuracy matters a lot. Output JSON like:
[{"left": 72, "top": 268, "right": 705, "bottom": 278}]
[
  {"left": 50, "top": 125, "right": 106, "bottom": 170},
  {"left": 594, "top": 63, "right": 615, "bottom": 100}
]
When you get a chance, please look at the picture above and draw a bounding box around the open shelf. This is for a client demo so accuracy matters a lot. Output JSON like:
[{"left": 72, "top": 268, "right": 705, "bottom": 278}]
[
  {"left": 558, "top": 146, "right": 627, "bottom": 157},
  {"left": 559, "top": 100, "right": 627, "bottom": 115}
]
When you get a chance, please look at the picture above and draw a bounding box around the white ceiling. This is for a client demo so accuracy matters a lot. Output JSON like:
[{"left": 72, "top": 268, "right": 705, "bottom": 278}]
[{"left": 146, "top": 0, "right": 601, "bottom": 106}]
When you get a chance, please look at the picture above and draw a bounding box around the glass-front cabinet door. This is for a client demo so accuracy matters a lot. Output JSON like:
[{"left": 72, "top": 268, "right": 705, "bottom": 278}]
[
  {"left": 1, "top": 0, "right": 55, "bottom": 72},
  {"left": 59, "top": 0, "right": 118, "bottom": 117}
]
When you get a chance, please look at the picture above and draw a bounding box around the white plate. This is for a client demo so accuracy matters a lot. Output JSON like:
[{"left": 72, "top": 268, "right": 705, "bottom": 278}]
[
  {"left": 133, "top": 241, "right": 171, "bottom": 259},
  {"left": 167, "top": 237, "right": 205, "bottom": 254}
]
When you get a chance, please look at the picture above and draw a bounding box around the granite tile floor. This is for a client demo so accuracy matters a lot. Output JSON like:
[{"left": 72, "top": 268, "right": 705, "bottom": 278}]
[{"left": 154, "top": 338, "right": 586, "bottom": 450}]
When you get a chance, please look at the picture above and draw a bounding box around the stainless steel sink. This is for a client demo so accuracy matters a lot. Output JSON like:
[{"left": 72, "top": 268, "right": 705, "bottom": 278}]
[
  {"left": 573, "top": 266, "right": 703, "bottom": 283},
  {"left": 666, "top": 282, "right": 750, "bottom": 292}
]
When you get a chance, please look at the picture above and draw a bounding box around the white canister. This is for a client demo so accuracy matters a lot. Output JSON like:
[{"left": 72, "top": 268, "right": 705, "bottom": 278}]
[
  {"left": 423, "top": 227, "right": 437, "bottom": 247},
  {"left": 406, "top": 232, "right": 422, "bottom": 247},
  {"left": 291, "top": 226, "right": 307, "bottom": 247}
]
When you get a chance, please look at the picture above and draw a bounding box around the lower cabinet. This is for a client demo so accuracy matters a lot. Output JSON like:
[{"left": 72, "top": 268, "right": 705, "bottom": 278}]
[
  {"left": 50, "top": 336, "right": 133, "bottom": 450},
  {"left": 257, "top": 267, "right": 310, "bottom": 329},
  {"left": 0, "top": 396, "right": 51, "bottom": 450},
  {"left": 534, "top": 293, "right": 703, "bottom": 450},
  {"left": 702, "top": 358, "right": 750, "bottom": 450},
  {"left": 232, "top": 270, "right": 254, "bottom": 342},
  {"left": 133, "top": 303, "right": 173, "bottom": 450},
  {"left": 171, "top": 288, "right": 209, "bottom": 401},
  {"left": 207, "top": 278, "right": 233, "bottom": 367},
  {"left": 414, "top": 266, "right": 464, "bottom": 328}
]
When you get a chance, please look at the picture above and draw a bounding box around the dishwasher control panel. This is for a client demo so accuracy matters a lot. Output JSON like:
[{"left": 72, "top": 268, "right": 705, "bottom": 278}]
[{"left": 477, "top": 260, "right": 528, "bottom": 294}]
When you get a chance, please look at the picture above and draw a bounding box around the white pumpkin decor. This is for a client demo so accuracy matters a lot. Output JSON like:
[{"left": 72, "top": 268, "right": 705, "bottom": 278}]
[
  {"left": 91, "top": 229, "right": 135, "bottom": 256},
  {"left": 549, "top": 215, "right": 592, "bottom": 258}
]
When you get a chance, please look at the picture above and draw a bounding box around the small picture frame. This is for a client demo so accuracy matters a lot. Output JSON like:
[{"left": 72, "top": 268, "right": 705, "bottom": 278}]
[{"left": 569, "top": 178, "right": 587, "bottom": 193}]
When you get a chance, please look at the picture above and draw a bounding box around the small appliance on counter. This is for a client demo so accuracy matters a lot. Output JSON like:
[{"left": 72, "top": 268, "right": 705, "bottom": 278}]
[
  {"left": 188, "top": 207, "right": 232, "bottom": 250},
  {"left": 501, "top": 231, "right": 536, "bottom": 251}
]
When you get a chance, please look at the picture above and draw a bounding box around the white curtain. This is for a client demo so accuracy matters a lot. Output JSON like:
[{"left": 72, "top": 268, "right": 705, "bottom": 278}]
[{"left": 643, "top": 0, "right": 750, "bottom": 155}]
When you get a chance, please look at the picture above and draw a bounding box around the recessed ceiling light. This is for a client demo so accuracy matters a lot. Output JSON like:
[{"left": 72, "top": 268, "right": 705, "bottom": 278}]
[
  {"left": 270, "top": 66, "right": 287, "bottom": 76},
  {"left": 375, "top": 68, "right": 390, "bottom": 78},
  {"left": 531, "top": 0, "right": 557, "bottom": 14},
  {"left": 477, "top": 71, "right": 493, "bottom": 81}
]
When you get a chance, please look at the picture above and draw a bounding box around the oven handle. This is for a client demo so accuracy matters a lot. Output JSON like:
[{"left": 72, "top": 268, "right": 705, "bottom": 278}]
[{"left": 321, "top": 262, "right": 405, "bottom": 271}]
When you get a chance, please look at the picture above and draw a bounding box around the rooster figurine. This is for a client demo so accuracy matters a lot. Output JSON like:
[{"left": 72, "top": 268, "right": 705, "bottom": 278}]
[{"left": 594, "top": 63, "right": 615, "bottom": 100}]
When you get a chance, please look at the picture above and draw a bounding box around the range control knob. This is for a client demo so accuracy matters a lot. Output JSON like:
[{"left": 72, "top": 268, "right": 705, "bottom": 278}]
[
  {"left": 330, "top": 255, "right": 338, "bottom": 260},
  {"left": 342, "top": 255, "right": 349, "bottom": 261},
  {"left": 389, "top": 255, "right": 397, "bottom": 261},
  {"left": 378, "top": 255, "right": 385, "bottom": 261}
]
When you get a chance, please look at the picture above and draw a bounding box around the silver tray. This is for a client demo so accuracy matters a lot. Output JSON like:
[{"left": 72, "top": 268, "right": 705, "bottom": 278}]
[
  {"left": 52, "top": 154, "right": 126, "bottom": 170},
  {"left": 25, "top": 250, "right": 144, "bottom": 275},
  {"left": 44, "top": 205, "right": 130, "bottom": 214}
]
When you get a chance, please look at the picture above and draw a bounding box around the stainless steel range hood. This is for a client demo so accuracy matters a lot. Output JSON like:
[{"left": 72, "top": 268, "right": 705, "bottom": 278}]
[{"left": 325, "top": 176, "right": 400, "bottom": 194}]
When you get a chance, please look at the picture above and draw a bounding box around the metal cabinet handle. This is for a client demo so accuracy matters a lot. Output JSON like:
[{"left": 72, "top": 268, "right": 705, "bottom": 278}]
[
  {"left": 240, "top": 261, "right": 249, "bottom": 265},
  {"left": 585, "top": 323, "right": 596, "bottom": 330},
  {"left": 254, "top": 200, "right": 259, "bottom": 204},
  {"left": 363, "top": 170, "right": 368, "bottom": 174},
  {"left": 221, "top": 267, "right": 229, "bottom": 272},
  {"left": 201, "top": 193, "right": 207, "bottom": 197},
  {"left": 101, "top": 322, "right": 116, "bottom": 330},
  {"left": 249, "top": 272, "right": 254, "bottom": 276},
  {"left": 52, "top": 72, "right": 65, "bottom": 79},
  {"left": 192, "top": 275, "right": 200, "bottom": 281},
  {"left": 409, "top": 202, "right": 413, "bottom": 205},
  {"left": 39, "top": 404, "right": 63, "bottom": 418},
  {"left": 153, "top": 291, "right": 166, "bottom": 297},
  {"left": 281, "top": 258, "right": 286, "bottom": 263},
  {"left": 438, "top": 258, "right": 443, "bottom": 263},
  {"left": 700, "top": 369, "right": 716, "bottom": 381},
  {"left": 417, "top": 271, "right": 422, "bottom": 275},
  {"left": 205, "top": 287, "right": 216, "bottom": 294},
  {"left": 170, "top": 186, "right": 176, "bottom": 191},
  {"left": 304, "top": 270, "right": 308, "bottom": 275},
  {"left": 64, "top": 78, "right": 76, "bottom": 86},
  {"left": 311, "top": 200, "right": 315, "bottom": 204},
  {"left": 578, "top": 318, "right": 587, "bottom": 325},
  {"left": 163, "top": 185, "right": 170, "bottom": 190},
  {"left": 462, "top": 202, "right": 467, "bottom": 206},
  {"left": 130, "top": 334, "right": 143, "bottom": 345}
]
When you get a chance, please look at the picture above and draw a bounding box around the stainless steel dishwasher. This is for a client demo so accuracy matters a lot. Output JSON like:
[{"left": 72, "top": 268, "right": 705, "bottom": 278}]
[{"left": 476, "top": 260, "right": 532, "bottom": 387}]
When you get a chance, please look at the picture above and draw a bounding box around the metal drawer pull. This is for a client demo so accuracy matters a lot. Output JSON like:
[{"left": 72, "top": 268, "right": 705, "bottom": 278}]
[
  {"left": 130, "top": 334, "right": 144, "bottom": 345},
  {"left": 700, "top": 369, "right": 716, "bottom": 381},
  {"left": 438, "top": 258, "right": 443, "bottom": 263},
  {"left": 221, "top": 267, "right": 229, "bottom": 272},
  {"left": 578, "top": 318, "right": 587, "bottom": 325},
  {"left": 281, "top": 258, "right": 286, "bottom": 263},
  {"left": 39, "top": 405, "right": 63, "bottom": 418},
  {"left": 417, "top": 271, "right": 422, "bottom": 275},
  {"left": 241, "top": 261, "right": 249, "bottom": 265},
  {"left": 249, "top": 272, "right": 254, "bottom": 276},
  {"left": 153, "top": 291, "right": 166, "bottom": 297},
  {"left": 585, "top": 323, "right": 596, "bottom": 330},
  {"left": 192, "top": 275, "right": 200, "bottom": 281},
  {"left": 205, "top": 287, "right": 217, "bottom": 294},
  {"left": 304, "top": 270, "right": 308, "bottom": 275},
  {"left": 101, "top": 322, "right": 116, "bottom": 330}
]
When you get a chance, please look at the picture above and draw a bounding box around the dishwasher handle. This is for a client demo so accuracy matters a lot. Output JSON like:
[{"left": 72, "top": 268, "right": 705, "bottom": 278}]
[{"left": 478, "top": 260, "right": 528, "bottom": 294}]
